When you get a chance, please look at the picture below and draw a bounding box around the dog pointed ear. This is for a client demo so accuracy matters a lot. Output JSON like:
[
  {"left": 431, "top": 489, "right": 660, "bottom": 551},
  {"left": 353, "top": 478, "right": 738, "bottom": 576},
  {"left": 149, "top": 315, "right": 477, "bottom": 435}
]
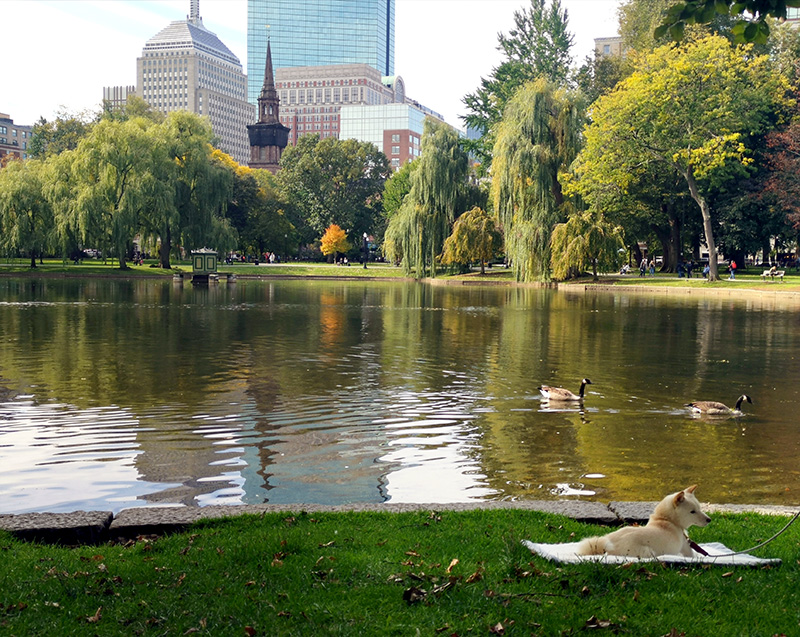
[
  {"left": 674, "top": 491, "right": 685, "bottom": 505},
  {"left": 686, "top": 485, "right": 698, "bottom": 494}
]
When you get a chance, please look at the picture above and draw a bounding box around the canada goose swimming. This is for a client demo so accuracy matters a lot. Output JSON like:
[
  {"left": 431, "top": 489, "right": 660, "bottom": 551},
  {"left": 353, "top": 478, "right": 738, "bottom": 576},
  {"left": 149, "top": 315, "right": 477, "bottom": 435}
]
[
  {"left": 538, "top": 378, "right": 592, "bottom": 401},
  {"left": 685, "top": 394, "right": 752, "bottom": 416}
]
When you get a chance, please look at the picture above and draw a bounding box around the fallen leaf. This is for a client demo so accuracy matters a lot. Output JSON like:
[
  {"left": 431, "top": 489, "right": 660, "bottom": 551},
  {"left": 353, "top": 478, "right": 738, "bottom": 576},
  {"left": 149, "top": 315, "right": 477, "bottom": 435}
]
[
  {"left": 722, "top": 571, "right": 734, "bottom": 578},
  {"left": 243, "top": 626, "right": 257, "bottom": 636},
  {"left": 402, "top": 586, "right": 427, "bottom": 604},
  {"left": 465, "top": 570, "right": 483, "bottom": 584},
  {"left": 405, "top": 550, "right": 421, "bottom": 557},
  {"left": 319, "top": 541, "right": 336, "bottom": 548},
  {"left": 581, "top": 585, "right": 591, "bottom": 597},
  {"left": 489, "top": 622, "right": 505, "bottom": 634},
  {"left": 446, "top": 558, "right": 459, "bottom": 573},
  {"left": 86, "top": 607, "right": 102, "bottom": 624},
  {"left": 584, "top": 615, "right": 619, "bottom": 630}
]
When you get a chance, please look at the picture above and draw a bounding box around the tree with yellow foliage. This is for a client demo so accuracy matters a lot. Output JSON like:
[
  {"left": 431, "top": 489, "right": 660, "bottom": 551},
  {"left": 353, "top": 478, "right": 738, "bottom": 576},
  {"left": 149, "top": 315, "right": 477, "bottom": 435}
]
[{"left": 320, "top": 224, "right": 351, "bottom": 262}]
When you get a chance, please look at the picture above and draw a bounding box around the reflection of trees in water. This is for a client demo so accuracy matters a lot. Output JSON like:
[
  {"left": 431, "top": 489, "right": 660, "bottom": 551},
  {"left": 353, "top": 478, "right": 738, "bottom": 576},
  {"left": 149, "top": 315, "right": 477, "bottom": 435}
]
[{"left": 2, "top": 279, "right": 800, "bottom": 507}]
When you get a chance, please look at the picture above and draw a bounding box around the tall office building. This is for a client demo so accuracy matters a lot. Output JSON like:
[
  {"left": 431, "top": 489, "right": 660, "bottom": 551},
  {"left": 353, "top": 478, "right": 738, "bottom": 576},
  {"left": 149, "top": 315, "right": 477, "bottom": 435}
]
[
  {"left": 136, "top": 0, "right": 254, "bottom": 164},
  {"left": 247, "top": 0, "right": 395, "bottom": 106}
]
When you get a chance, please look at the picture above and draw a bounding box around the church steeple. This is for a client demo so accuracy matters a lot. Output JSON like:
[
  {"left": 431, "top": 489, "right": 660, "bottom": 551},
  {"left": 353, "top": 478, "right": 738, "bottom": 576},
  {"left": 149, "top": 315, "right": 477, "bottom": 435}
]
[
  {"left": 258, "top": 39, "right": 280, "bottom": 124},
  {"left": 247, "top": 38, "right": 290, "bottom": 173}
]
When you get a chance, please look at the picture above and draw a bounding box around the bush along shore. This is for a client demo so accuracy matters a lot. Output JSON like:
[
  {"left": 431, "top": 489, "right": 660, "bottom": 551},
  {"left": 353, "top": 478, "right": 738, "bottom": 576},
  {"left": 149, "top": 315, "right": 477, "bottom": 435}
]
[{"left": 1, "top": 508, "right": 799, "bottom": 635}]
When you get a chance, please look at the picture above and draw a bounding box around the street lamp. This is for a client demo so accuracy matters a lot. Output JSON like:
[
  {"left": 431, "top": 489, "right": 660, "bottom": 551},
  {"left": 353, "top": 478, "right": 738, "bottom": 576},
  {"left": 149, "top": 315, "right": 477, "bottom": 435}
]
[{"left": 362, "top": 232, "right": 368, "bottom": 269}]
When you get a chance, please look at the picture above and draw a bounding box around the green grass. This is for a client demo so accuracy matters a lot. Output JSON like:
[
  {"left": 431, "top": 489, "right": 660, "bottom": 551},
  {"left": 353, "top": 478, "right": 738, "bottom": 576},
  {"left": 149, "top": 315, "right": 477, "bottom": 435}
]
[
  {"left": 1, "top": 510, "right": 798, "bottom": 635},
  {"left": 3, "top": 258, "right": 800, "bottom": 290}
]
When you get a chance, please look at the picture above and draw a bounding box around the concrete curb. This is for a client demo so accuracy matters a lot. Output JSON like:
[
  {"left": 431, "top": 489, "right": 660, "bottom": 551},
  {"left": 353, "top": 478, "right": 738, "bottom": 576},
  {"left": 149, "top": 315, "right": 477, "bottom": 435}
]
[{"left": 2, "top": 501, "right": 798, "bottom": 545}]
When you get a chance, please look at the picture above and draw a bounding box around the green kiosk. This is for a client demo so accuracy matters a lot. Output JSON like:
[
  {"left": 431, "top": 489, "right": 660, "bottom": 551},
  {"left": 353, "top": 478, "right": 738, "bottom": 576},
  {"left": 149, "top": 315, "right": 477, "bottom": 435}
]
[{"left": 191, "top": 248, "right": 219, "bottom": 285}]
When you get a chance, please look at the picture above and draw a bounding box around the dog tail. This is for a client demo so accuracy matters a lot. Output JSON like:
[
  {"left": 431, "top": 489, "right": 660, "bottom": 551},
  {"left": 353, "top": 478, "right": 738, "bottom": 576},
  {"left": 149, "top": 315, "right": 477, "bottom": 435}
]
[{"left": 575, "top": 535, "right": 607, "bottom": 556}]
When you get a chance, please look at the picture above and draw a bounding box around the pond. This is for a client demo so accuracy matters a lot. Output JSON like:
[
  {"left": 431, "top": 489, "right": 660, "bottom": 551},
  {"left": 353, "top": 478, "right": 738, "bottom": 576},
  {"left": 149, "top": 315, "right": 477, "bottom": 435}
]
[{"left": 1, "top": 277, "right": 799, "bottom": 514}]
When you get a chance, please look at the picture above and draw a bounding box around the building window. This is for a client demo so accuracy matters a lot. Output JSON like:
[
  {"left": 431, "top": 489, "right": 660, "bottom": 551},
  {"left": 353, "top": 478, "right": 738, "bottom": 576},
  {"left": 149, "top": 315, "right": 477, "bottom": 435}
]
[
  {"left": 603, "top": 44, "right": 611, "bottom": 54},
  {"left": 391, "top": 134, "right": 400, "bottom": 142},
  {"left": 391, "top": 146, "right": 400, "bottom": 155},
  {"left": 391, "top": 158, "right": 400, "bottom": 168}
]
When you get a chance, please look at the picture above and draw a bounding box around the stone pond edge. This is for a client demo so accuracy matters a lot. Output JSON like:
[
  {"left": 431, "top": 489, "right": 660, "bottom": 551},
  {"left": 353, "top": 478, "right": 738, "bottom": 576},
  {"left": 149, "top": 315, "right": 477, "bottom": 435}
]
[{"left": 1, "top": 501, "right": 797, "bottom": 545}]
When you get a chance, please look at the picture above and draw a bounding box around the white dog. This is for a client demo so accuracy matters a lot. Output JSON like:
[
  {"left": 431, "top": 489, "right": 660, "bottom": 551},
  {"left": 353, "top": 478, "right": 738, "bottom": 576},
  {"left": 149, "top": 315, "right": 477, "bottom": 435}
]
[{"left": 576, "top": 485, "right": 711, "bottom": 558}]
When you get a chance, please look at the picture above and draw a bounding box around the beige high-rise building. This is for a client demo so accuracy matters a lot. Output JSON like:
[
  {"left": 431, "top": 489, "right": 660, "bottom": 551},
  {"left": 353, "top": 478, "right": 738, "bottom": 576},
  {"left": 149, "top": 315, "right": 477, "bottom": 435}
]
[{"left": 135, "top": 0, "right": 254, "bottom": 164}]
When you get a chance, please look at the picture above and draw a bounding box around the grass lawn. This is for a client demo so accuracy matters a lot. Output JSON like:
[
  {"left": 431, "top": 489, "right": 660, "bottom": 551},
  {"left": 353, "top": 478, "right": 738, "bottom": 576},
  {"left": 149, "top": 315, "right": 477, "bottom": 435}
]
[
  {"left": 1, "top": 509, "right": 798, "bottom": 635},
  {"left": 3, "top": 258, "right": 800, "bottom": 292}
]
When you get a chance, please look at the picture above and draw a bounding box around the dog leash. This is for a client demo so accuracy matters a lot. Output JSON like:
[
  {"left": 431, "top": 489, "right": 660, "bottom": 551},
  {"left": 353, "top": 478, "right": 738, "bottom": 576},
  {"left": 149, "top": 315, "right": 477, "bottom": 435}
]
[{"left": 694, "top": 509, "right": 800, "bottom": 558}]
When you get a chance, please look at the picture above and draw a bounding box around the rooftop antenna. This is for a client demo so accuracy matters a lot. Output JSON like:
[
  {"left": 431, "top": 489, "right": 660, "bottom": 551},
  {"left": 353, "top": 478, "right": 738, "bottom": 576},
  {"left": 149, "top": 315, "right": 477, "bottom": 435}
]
[{"left": 189, "top": 0, "right": 201, "bottom": 25}]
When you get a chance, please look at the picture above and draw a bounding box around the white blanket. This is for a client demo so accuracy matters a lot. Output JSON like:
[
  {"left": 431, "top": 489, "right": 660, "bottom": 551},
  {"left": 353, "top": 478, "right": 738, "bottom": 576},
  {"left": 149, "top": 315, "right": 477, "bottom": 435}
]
[{"left": 522, "top": 540, "right": 781, "bottom": 567}]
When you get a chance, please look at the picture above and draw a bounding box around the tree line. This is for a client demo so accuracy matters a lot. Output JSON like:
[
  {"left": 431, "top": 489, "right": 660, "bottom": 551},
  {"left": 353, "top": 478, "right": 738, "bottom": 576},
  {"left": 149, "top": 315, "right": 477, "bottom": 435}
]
[
  {"left": 388, "top": 0, "right": 800, "bottom": 283},
  {"left": 4, "top": 0, "right": 800, "bottom": 282},
  {"left": 0, "top": 98, "right": 389, "bottom": 269}
]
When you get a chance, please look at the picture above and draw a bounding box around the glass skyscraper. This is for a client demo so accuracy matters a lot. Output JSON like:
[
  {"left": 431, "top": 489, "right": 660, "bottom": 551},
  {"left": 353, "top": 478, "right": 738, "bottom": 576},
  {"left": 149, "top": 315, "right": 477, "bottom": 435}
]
[{"left": 247, "top": 0, "right": 395, "bottom": 106}]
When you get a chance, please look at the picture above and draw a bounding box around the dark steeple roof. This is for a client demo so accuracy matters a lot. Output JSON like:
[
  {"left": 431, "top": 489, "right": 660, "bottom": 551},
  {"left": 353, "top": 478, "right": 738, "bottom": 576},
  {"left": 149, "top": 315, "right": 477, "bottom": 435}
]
[
  {"left": 248, "top": 38, "right": 290, "bottom": 172},
  {"left": 257, "top": 40, "right": 280, "bottom": 123}
]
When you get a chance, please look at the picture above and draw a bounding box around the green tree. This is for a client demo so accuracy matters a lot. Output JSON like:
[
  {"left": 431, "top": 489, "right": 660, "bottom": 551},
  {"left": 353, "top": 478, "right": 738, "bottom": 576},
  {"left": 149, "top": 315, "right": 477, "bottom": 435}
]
[
  {"left": 0, "top": 159, "right": 53, "bottom": 267},
  {"left": 101, "top": 95, "right": 165, "bottom": 124},
  {"left": 491, "top": 78, "right": 585, "bottom": 283},
  {"left": 440, "top": 206, "right": 503, "bottom": 275},
  {"left": 550, "top": 207, "right": 625, "bottom": 280},
  {"left": 619, "top": 0, "right": 673, "bottom": 51},
  {"left": 462, "top": 0, "right": 574, "bottom": 170},
  {"left": 68, "top": 117, "right": 163, "bottom": 269},
  {"left": 277, "top": 135, "right": 390, "bottom": 247},
  {"left": 383, "top": 159, "right": 418, "bottom": 218},
  {"left": 29, "top": 109, "right": 96, "bottom": 159},
  {"left": 573, "top": 51, "right": 630, "bottom": 106},
  {"left": 579, "top": 35, "right": 791, "bottom": 280},
  {"left": 384, "top": 118, "right": 470, "bottom": 278},
  {"left": 658, "top": 0, "right": 800, "bottom": 43},
  {"left": 149, "top": 112, "right": 234, "bottom": 268}
]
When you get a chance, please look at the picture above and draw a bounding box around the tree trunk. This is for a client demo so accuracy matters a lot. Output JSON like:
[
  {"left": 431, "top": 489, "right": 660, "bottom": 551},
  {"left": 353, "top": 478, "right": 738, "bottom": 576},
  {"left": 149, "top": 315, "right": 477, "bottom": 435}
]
[
  {"left": 159, "top": 226, "right": 172, "bottom": 269},
  {"left": 30, "top": 250, "right": 36, "bottom": 269},
  {"left": 654, "top": 226, "right": 673, "bottom": 272},
  {"left": 684, "top": 167, "right": 719, "bottom": 281},
  {"left": 668, "top": 204, "right": 682, "bottom": 270},
  {"left": 480, "top": 260, "right": 486, "bottom": 275}
]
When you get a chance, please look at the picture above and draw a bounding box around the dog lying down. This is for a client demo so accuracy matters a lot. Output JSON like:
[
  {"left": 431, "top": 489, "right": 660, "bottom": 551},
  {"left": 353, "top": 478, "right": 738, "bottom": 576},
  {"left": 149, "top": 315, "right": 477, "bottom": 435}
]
[{"left": 577, "top": 485, "right": 710, "bottom": 559}]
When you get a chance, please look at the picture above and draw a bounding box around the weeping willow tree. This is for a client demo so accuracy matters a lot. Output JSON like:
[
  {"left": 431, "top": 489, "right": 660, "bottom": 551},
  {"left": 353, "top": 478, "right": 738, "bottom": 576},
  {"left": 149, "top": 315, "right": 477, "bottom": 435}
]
[
  {"left": 384, "top": 118, "right": 469, "bottom": 278},
  {"left": 440, "top": 206, "right": 503, "bottom": 275},
  {"left": 491, "top": 77, "right": 584, "bottom": 282},
  {"left": 550, "top": 205, "right": 625, "bottom": 280}
]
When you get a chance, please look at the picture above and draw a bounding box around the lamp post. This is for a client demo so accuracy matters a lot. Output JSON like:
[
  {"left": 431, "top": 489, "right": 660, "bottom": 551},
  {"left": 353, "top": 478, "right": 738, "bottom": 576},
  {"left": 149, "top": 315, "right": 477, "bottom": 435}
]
[{"left": 362, "top": 232, "right": 368, "bottom": 269}]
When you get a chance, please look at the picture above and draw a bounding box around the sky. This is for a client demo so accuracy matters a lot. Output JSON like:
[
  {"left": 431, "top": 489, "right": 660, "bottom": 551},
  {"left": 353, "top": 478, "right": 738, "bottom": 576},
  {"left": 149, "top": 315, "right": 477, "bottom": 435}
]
[{"left": 2, "top": 0, "right": 623, "bottom": 129}]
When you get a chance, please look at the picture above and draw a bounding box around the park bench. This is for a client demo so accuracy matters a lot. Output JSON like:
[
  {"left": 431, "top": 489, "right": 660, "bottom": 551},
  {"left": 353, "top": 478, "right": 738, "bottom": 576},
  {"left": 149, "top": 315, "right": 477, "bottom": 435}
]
[{"left": 760, "top": 269, "right": 785, "bottom": 282}]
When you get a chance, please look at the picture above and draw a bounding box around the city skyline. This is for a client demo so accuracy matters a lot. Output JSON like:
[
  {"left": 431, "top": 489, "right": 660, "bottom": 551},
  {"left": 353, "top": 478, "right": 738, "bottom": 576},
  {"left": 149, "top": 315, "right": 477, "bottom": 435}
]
[{"left": 2, "top": 0, "right": 622, "bottom": 131}]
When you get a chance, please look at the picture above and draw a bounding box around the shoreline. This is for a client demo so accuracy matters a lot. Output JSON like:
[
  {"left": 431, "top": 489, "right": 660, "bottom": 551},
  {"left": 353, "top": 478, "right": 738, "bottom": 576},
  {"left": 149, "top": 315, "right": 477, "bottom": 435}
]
[
  {"left": 2, "top": 500, "right": 798, "bottom": 545},
  {"left": 3, "top": 267, "right": 800, "bottom": 299}
]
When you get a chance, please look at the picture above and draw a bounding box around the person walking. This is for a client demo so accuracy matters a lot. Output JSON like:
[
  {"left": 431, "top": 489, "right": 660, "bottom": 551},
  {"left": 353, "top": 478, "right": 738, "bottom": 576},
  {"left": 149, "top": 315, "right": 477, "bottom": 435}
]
[
  {"left": 649, "top": 259, "right": 655, "bottom": 276},
  {"left": 640, "top": 257, "right": 647, "bottom": 277},
  {"left": 729, "top": 259, "right": 737, "bottom": 280}
]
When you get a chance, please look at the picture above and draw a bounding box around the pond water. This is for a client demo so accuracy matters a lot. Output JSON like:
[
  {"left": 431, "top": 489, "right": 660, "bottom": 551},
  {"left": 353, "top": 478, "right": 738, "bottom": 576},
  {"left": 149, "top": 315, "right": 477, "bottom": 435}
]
[{"left": 1, "top": 277, "right": 799, "bottom": 514}]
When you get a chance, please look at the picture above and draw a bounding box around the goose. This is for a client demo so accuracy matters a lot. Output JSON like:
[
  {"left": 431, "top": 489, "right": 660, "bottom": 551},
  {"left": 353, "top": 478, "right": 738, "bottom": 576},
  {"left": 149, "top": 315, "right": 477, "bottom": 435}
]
[
  {"left": 685, "top": 394, "right": 752, "bottom": 416},
  {"left": 538, "top": 378, "right": 592, "bottom": 401}
]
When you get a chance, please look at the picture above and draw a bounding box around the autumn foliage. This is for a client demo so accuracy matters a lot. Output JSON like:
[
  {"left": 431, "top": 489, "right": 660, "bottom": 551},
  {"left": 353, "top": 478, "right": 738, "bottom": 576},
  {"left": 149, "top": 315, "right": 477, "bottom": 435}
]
[{"left": 320, "top": 224, "right": 351, "bottom": 258}]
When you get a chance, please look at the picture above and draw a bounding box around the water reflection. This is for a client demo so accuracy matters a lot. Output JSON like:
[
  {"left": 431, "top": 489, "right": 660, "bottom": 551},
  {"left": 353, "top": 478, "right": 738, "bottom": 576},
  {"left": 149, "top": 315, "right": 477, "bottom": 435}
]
[{"left": 0, "top": 278, "right": 799, "bottom": 513}]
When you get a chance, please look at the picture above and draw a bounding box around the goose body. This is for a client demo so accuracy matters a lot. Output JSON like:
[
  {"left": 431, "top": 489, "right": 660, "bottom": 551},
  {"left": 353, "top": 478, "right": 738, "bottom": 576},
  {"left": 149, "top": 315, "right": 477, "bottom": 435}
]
[
  {"left": 539, "top": 378, "right": 592, "bottom": 401},
  {"left": 686, "top": 394, "right": 752, "bottom": 416}
]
